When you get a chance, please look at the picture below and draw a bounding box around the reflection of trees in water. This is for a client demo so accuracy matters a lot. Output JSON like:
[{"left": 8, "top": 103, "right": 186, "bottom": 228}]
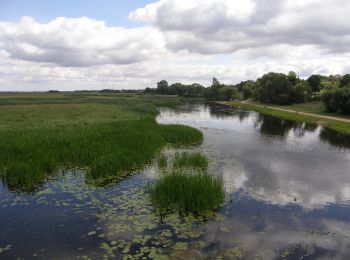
[
  {"left": 238, "top": 111, "right": 249, "bottom": 123},
  {"left": 319, "top": 127, "right": 350, "bottom": 149},
  {"left": 208, "top": 103, "right": 250, "bottom": 122},
  {"left": 255, "top": 114, "right": 350, "bottom": 150},
  {"left": 255, "top": 114, "right": 318, "bottom": 138}
]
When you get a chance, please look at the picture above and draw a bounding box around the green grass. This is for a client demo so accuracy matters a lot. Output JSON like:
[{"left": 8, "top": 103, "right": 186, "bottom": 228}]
[
  {"left": 157, "top": 155, "right": 168, "bottom": 169},
  {"left": 173, "top": 152, "right": 208, "bottom": 169},
  {"left": 223, "top": 101, "right": 350, "bottom": 135},
  {"left": 0, "top": 93, "right": 203, "bottom": 191},
  {"left": 149, "top": 171, "right": 224, "bottom": 215}
]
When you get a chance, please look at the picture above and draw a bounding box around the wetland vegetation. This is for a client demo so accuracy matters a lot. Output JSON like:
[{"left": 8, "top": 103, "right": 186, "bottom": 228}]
[
  {"left": 173, "top": 152, "right": 209, "bottom": 169},
  {"left": 0, "top": 93, "right": 202, "bottom": 191},
  {"left": 1, "top": 94, "right": 350, "bottom": 259},
  {"left": 151, "top": 152, "right": 223, "bottom": 215},
  {"left": 149, "top": 170, "right": 224, "bottom": 216}
]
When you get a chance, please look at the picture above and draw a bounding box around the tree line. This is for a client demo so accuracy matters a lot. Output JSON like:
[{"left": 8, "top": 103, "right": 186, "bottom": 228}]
[{"left": 145, "top": 72, "right": 350, "bottom": 115}]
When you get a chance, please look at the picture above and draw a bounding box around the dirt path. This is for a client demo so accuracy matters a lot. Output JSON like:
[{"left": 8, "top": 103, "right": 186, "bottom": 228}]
[{"left": 221, "top": 102, "right": 350, "bottom": 123}]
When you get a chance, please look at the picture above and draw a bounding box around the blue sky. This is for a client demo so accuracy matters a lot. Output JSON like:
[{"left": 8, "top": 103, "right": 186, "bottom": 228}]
[{"left": 0, "top": 0, "right": 153, "bottom": 26}]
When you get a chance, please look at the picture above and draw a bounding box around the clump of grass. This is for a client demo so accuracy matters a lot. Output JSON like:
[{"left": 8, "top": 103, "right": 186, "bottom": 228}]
[
  {"left": 149, "top": 171, "right": 224, "bottom": 215},
  {"left": 173, "top": 152, "right": 208, "bottom": 169},
  {"left": 159, "top": 124, "right": 203, "bottom": 146},
  {"left": 157, "top": 154, "right": 168, "bottom": 169}
]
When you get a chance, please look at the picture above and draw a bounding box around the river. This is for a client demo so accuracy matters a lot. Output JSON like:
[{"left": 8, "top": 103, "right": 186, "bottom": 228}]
[{"left": 1, "top": 103, "right": 350, "bottom": 259}]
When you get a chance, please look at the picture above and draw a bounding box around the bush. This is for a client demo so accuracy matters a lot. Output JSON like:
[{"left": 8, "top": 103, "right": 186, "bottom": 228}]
[{"left": 322, "top": 88, "right": 350, "bottom": 114}]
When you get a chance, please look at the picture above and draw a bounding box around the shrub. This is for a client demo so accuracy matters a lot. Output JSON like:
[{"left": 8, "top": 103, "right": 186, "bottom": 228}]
[{"left": 322, "top": 88, "right": 350, "bottom": 114}]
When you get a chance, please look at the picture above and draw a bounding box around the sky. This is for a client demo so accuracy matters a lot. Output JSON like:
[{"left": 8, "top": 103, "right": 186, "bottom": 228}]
[{"left": 0, "top": 0, "right": 350, "bottom": 91}]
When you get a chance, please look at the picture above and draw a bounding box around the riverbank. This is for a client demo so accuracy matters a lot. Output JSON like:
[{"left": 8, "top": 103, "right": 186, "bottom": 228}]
[{"left": 219, "top": 101, "right": 350, "bottom": 135}]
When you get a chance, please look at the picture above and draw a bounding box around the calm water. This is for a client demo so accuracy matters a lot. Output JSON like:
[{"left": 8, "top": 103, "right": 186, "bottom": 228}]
[{"left": 1, "top": 103, "right": 350, "bottom": 259}]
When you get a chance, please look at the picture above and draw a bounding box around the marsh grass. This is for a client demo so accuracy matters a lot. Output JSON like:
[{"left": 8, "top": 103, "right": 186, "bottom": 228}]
[
  {"left": 149, "top": 170, "right": 224, "bottom": 215},
  {"left": 157, "top": 155, "right": 168, "bottom": 169},
  {"left": 173, "top": 152, "right": 208, "bottom": 169},
  {"left": 0, "top": 94, "right": 203, "bottom": 191}
]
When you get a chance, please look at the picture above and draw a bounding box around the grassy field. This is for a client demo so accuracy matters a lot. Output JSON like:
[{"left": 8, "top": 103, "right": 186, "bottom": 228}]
[
  {"left": 0, "top": 93, "right": 203, "bottom": 191},
  {"left": 222, "top": 101, "right": 350, "bottom": 135}
]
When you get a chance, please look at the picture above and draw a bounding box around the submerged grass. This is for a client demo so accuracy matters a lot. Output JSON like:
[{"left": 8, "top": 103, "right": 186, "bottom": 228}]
[
  {"left": 0, "top": 94, "right": 203, "bottom": 191},
  {"left": 149, "top": 171, "right": 224, "bottom": 215},
  {"left": 173, "top": 152, "right": 208, "bottom": 169}
]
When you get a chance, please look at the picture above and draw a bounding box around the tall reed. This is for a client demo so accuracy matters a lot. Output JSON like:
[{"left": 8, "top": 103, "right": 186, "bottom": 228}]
[{"left": 149, "top": 170, "right": 224, "bottom": 215}]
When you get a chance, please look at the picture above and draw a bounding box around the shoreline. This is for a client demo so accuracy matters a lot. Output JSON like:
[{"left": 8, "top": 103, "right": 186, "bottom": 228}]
[{"left": 217, "top": 101, "right": 350, "bottom": 135}]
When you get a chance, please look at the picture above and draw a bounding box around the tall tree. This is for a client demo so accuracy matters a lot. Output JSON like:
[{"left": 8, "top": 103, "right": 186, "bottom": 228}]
[
  {"left": 156, "top": 80, "right": 169, "bottom": 94},
  {"left": 212, "top": 77, "right": 221, "bottom": 87},
  {"left": 307, "top": 75, "right": 322, "bottom": 94},
  {"left": 287, "top": 71, "right": 299, "bottom": 85},
  {"left": 256, "top": 72, "right": 293, "bottom": 105},
  {"left": 340, "top": 74, "right": 350, "bottom": 88}
]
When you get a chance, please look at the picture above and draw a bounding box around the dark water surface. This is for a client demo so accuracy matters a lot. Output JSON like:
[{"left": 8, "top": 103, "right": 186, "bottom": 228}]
[{"left": 1, "top": 103, "right": 350, "bottom": 259}]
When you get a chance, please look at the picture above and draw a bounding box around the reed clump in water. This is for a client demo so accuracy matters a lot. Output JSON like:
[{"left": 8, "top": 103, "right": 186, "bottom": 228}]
[
  {"left": 173, "top": 152, "right": 208, "bottom": 169},
  {"left": 149, "top": 170, "right": 224, "bottom": 215}
]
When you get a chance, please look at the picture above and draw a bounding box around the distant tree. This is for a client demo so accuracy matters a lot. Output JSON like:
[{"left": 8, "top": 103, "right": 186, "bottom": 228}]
[
  {"left": 321, "top": 81, "right": 339, "bottom": 91},
  {"left": 204, "top": 77, "right": 240, "bottom": 101},
  {"left": 322, "top": 88, "right": 350, "bottom": 114},
  {"left": 291, "top": 82, "right": 309, "bottom": 103},
  {"left": 340, "top": 74, "right": 350, "bottom": 88},
  {"left": 307, "top": 75, "right": 322, "bottom": 94},
  {"left": 157, "top": 80, "right": 169, "bottom": 94},
  {"left": 231, "top": 87, "right": 240, "bottom": 100},
  {"left": 217, "top": 86, "right": 239, "bottom": 101},
  {"left": 287, "top": 71, "right": 299, "bottom": 85},
  {"left": 212, "top": 77, "right": 221, "bottom": 87},
  {"left": 204, "top": 86, "right": 220, "bottom": 101},
  {"left": 236, "top": 80, "right": 255, "bottom": 100},
  {"left": 144, "top": 87, "right": 154, "bottom": 94},
  {"left": 256, "top": 72, "right": 293, "bottom": 105}
]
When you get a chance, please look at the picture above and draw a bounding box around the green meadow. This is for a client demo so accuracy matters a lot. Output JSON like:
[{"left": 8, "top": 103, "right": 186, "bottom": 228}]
[{"left": 0, "top": 93, "right": 203, "bottom": 191}]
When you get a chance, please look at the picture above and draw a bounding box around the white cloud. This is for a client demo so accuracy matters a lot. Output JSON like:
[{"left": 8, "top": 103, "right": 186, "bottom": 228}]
[
  {"left": 0, "top": 16, "right": 165, "bottom": 67},
  {"left": 0, "top": 0, "right": 350, "bottom": 90},
  {"left": 130, "top": 0, "right": 350, "bottom": 55}
]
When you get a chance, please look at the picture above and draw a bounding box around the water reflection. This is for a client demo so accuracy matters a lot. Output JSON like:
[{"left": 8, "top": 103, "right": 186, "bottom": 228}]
[
  {"left": 255, "top": 114, "right": 319, "bottom": 138},
  {"left": 157, "top": 103, "right": 350, "bottom": 210},
  {"left": 320, "top": 127, "right": 350, "bottom": 150},
  {"left": 156, "top": 103, "right": 350, "bottom": 258},
  {"left": 1, "top": 103, "right": 350, "bottom": 259}
]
